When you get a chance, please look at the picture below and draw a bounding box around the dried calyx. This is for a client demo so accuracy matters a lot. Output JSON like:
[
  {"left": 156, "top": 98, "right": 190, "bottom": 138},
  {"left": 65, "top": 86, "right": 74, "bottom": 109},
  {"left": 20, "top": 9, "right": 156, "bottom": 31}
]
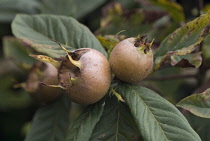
[
  {"left": 134, "top": 35, "right": 153, "bottom": 55},
  {"left": 58, "top": 49, "right": 89, "bottom": 89}
]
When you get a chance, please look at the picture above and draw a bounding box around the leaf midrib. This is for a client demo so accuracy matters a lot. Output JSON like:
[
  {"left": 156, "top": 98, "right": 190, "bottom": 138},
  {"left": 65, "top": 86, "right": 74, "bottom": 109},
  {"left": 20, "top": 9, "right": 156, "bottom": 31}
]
[{"left": 127, "top": 85, "right": 169, "bottom": 141}]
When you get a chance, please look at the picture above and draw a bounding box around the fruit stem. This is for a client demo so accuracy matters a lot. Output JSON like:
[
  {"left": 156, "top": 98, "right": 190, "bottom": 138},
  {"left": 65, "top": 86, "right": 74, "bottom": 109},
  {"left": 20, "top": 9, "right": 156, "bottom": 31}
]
[{"left": 111, "top": 88, "right": 125, "bottom": 102}]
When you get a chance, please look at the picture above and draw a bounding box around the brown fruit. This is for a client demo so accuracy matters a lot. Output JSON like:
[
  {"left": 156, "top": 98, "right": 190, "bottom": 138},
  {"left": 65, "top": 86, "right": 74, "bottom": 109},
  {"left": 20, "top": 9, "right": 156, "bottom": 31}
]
[
  {"left": 109, "top": 36, "right": 154, "bottom": 83},
  {"left": 58, "top": 48, "right": 111, "bottom": 104},
  {"left": 26, "top": 62, "right": 62, "bottom": 103}
]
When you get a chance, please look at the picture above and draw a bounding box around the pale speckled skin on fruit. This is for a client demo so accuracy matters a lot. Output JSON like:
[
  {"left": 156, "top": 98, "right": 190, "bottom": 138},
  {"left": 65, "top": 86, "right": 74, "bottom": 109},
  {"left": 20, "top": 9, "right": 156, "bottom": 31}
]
[
  {"left": 59, "top": 48, "right": 111, "bottom": 105},
  {"left": 110, "top": 37, "right": 153, "bottom": 83},
  {"left": 26, "top": 62, "right": 62, "bottom": 103}
]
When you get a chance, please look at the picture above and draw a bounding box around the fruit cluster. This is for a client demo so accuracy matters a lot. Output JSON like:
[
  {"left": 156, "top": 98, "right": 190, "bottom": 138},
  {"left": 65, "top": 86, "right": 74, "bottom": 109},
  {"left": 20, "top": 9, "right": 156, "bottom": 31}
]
[{"left": 26, "top": 35, "right": 154, "bottom": 104}]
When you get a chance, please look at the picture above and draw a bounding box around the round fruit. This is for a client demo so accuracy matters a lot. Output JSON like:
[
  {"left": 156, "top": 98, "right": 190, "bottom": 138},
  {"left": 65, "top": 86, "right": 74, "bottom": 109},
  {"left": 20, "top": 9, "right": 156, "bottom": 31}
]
[
  {"left": 109, "top": 36, "right": 154, "bottom": 83},
  {"left": 26, "top": 62, "right": 62, "bottom": 103},
  {"left": 58, "top": 48, "right": 111, "bottom": 104}
]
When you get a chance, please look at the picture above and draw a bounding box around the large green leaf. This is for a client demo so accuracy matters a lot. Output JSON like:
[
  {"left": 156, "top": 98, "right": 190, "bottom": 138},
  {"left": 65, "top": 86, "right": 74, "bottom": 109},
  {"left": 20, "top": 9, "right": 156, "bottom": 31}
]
[
  {"left": 154, "top": 11, "right": 210, "bottom": 70},
  {"left": 90, "top": 96, "right": 140, "bottom": 141},
  {"left": 66, "top": 96, "right": 140, "bottom": 141},
  {"left": 3, "top": 36, "right": 35, "bottom": 65},
  {"left": 117, "top": 82, "right": 201, "bottom": 141},
  {"left": 177, "top": 88, "right": 210, "bottom": 118},
  {"left": 24, "top": 95, "right": 71, "bottom": 141},
  {"left": 186, "top": 113, "right": 210, "bottom": 141},
  {"left": 12, "top": 14, "right": 107, "bottom": 58},
  {"left": 0, "top": 0, "right": 40, "bottom": 22},
  {"left": 66, "top": 99, "right": 105, "bottom": 141}
]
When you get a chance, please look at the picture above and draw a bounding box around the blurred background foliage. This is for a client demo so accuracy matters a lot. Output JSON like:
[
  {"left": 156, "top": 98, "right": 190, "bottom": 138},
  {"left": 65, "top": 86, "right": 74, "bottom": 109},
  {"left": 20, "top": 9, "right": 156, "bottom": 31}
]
[{"left": 1, "top": 0, "right": 210, "bottom": 140}]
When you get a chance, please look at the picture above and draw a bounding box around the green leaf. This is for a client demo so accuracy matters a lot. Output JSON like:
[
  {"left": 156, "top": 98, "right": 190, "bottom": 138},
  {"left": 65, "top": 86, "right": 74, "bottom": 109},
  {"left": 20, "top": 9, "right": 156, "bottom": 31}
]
[
  {"left": 117, "top": 82, "right": 201, "bottom": 141},
  {"left": 24, "top": 96, "right": 71, "bottom": 141},
  {"left": 177, "top": 88, "right": 210, "bottom": 118},
  {"left": 66, "top": 99, "right": 105, "bottom": 141},
  {"left": 154, "top": 11, "right": 210, "bottom": 70},
  {"left": 97, "top": 36, "right": 118, "bottom": 51},
  {"left": 0, "top": 0, "right": 40, "bottom": 22},
  {"left": 90, "top": 96, "right": 140, "bottom": 141},
  {"left": 97, "top": 35, "right": 120, "bottom": 58},
  {"left": 12, "top": 14, "right": 107, "bottom": 58},
  {"left": 3, "top": 36, "right": 35, "bottom": 65},
  {"left": 186, "top": 113, "right": 210, "bottom": 141},
  {"left": 150, "top": 0, "right": 185, "bottom": 22}
]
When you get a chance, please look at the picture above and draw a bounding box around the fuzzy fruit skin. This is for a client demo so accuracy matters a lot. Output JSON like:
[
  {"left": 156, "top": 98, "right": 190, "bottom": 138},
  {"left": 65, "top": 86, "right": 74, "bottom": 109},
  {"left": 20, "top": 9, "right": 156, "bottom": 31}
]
[
  {"left": 26, "top": 62, "right": 62, "bottom": 103},
  {"left": 59, "top": 48, "right": 111, "bottom": 104},
  {"left": 109, "top": 37, "right": 153, "bottom": 83}
]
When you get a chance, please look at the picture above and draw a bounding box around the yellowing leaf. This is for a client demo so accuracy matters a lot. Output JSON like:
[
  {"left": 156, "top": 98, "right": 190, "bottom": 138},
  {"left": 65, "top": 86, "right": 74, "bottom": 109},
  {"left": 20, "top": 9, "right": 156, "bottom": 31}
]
[
  {"left": 155, "top": 11, "right": 210, "bottom": 70},
  {"left": 177, "top": 88, "right": 210, "bottom": 118}
]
